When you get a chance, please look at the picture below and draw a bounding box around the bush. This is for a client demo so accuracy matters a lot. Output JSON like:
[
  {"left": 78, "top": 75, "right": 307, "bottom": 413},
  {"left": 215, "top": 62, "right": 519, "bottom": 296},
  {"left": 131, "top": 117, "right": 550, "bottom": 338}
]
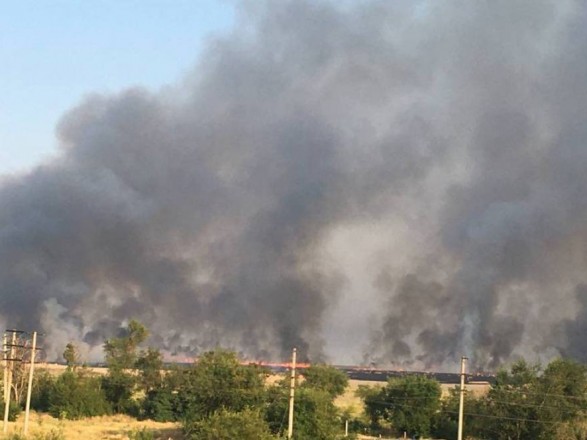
[
  {"left": 0, "top": 400, "right": 23, "bottom": 422},
  {"left": 265, "top": 385, "right": 341, "bottom": 440},
  {"left": 49, "top": 371, "right": 111, "bottom": 419},
  {"left": 127, "top": 427, "right": 155, "bottom": 440},
  {"left": 101, "top": 371, "right": 136, "bottom": 414},
  {"left": 142, "top": 388, "right": 179, "bottom": 422},
  {"left": 186, "top": 408, "right": 274, "bottom": 440},
  {"left": 178, "top": 351, "right": 266, "bottom": 423},
  {"left": 31, "top": 370, "right": 56, "bottom": 412}
]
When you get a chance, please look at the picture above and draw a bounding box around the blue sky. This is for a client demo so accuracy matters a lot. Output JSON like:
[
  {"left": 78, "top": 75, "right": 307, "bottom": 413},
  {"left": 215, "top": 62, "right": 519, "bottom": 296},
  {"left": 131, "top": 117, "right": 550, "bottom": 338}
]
[{"left": 0, "top": 0, "right": 236, "bottom": 174}]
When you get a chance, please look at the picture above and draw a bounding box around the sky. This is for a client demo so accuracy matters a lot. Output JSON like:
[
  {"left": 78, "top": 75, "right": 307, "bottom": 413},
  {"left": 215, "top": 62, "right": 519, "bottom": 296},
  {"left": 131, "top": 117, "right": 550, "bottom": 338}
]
[
  {"left": 0, "top": 0, "right": 236, "bottom": 174},
  {"left": 2, "top": 0, "right": 587, "bottom": 369}
]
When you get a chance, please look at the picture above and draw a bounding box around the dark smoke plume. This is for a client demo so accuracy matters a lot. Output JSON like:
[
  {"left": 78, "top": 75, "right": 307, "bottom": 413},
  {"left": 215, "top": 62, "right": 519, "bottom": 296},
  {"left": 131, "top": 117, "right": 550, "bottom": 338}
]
[{"left": 1, "top": 0, "right": 587, "bottom": 368}]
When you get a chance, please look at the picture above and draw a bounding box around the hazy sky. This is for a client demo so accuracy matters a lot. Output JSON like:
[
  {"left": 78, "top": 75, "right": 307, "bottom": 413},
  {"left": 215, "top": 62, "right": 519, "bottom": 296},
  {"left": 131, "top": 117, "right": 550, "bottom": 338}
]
[{"left": 0, "top": 0, "right": 235, "bottom": 174}]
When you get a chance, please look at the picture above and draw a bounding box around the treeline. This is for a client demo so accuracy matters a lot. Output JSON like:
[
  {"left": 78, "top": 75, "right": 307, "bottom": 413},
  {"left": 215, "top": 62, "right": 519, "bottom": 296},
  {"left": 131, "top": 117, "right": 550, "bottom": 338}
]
[
  {"left": 11, "top": 320, "right": 352, "bottom": 439},
  {"left": 6, "top": 320, "right": 587, "bottom": 439},
  {"left": 360, "top": 358, "right": 587, "bottom": 440}
]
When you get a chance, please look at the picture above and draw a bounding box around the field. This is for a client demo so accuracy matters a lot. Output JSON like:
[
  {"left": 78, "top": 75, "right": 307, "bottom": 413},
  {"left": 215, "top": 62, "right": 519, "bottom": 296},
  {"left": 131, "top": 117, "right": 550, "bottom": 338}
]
[
  {"left": 1, "top": 367, "right": 490, "bottom": 439},
  {"left": 334, "top": 379, "right": 491, "bottom": 417},
  {"left": 1, "top": 413, "right": 181, "bottom": 440}
]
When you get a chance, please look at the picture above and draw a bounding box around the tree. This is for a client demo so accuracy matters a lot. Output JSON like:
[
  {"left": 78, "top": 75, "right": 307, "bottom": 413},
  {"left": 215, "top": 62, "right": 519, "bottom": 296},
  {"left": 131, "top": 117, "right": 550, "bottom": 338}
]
[
  {"left": 187, "top": 408, "right": 275, "bottom": 440},
  {"left": 265, "top": 378, "right": 342, "bottom": 440},
  {"left": 477, "top": 360, "right": 543, "bottom": 440},
  {"left": 136, "top": 347, "right": 163, "bottom": 392},
  {"left": 302, "top": 364, "right": 348, "bottom": 398},
  {"left": 102, "top": 320, "right": 149, "bottom": 413},
  {"left": 478, "top": 358, "right": 587, "bottom": 440},
  {"left": 179, "top": 350, "right": 266, "bottom": 426},
  {"left": 364, "top": 375, "right": 441, "bottom": 438},
  {"left": 63, "top": 342, "right": 79, "bottom": 370},
  {"left": 103, "top": 320, "right": 148, "bottom": 372},
  {"left": 49, "top": 370, "right": 111, "bottom": 419},
  {"left": 433, "top": 387, "right": 484, "bottom": 440}
]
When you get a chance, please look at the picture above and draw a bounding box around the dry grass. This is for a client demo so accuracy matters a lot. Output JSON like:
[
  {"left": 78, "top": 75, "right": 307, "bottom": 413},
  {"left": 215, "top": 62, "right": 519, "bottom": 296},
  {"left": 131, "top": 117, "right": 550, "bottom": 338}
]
[
  {"left": 334, "top": 380, "right": 384, "bottom": 416},
  {"left": 333, "top": 379, "right": 491, "bottom": 417},
  {"left": 0, "top": 413, "right": 182, "bottom": 440},
  {"left": 35, "top": 364, "right": 108, "bottom": 377}
]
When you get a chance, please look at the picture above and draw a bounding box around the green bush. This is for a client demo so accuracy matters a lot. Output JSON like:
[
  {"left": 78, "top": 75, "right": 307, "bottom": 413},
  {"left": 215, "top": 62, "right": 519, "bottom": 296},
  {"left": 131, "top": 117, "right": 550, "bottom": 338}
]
[
  {"left": 49, "top": 371, "right": 111, "bottom": 419},
  {"left": 186, "top": 408, "right": 274, "bottom": 440},
  {"left": 31, "top": 370, "right": 56, "bottom": 412},
  {"left": 265, "top": 386, "right": 341, "bottom": 440},
  {"left": 178, "top": 350, "right": 266, "bottom": 424},
  {"left": 0, "top": 400, "right": 23, "bottom": 422},
  {"left": 101, "top": 371, "right": 136, "bottom": 414},
  {"left": 142, "top": 388, "right": 179, "bottom": 422},
  {"left": 127, "top": 427, "right": 155, "bottom": 440}
]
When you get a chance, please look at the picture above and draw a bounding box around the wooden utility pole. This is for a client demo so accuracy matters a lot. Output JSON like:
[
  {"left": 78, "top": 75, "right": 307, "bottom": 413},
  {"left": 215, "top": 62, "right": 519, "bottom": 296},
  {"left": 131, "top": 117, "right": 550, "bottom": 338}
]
[
  {"left": 287, "top": 347, "right": 297, "bottom": 439},
  {"left": 23, "top": 331, "right": 37, "bottom": 435},
  {"left": 2, "top": 333, "right": 7, "bottom": 403},
  {"left": 3, "top": 330, "right": 17, "bottom": 434},
  {"left": 457, "top": 356, "right": 468, "bottom": 440}
]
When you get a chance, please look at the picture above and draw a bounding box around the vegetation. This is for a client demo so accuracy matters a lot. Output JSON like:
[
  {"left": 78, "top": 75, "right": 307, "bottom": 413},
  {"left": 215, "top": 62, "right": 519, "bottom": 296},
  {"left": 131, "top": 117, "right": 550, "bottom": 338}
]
[
  {"left": 265, "top": 367, "right": 344, "bottom": 440},
  {"left": 364, "top": 374, "right": 441, "bottom": 438},
  {"left": 301, "top": 364, "right": 348, "bottom": 398},
  {"left": 13, "top": 319, "right": 587, "bottom": 439},
  {"left": 62, "top": 343, "right": 79, "bottom": 371},
  {"left": 360, "top": 358, "right": 587, "bottom": 440},
  {"left": 48, "top": 370, "right": 111, "bottom": 419},
  {"left": 186, "top": 408, "right": 274, "bottom": 440}
]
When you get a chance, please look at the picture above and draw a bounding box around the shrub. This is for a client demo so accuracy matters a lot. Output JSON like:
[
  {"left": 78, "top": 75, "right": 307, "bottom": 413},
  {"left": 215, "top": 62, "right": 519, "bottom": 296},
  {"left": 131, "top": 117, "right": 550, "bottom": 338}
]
[
  {"left": 186, "top": 408, "right": 274, "bottom": 440},
  {"left": 0, "top": 400, "right": 23, "bottom": 422},
  {"left": 31, "top": 370, "right": 56, "bottom": 412},
  {"left": 127, "top": 427, "right": 155, "bottom": 440},
  {"left": 49, "top": 371, "right": 111, "bottom": 419},
  {"left": 101, "top": 371, "right": 136, "bottom": 414},
  {"left": 142, "top": 388, "right": 179, "bottom": 422}
]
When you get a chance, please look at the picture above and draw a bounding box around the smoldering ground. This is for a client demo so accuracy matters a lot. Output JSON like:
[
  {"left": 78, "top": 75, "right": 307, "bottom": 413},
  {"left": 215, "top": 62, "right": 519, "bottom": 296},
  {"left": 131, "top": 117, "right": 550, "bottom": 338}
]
[{"left": 1, "top": 0, "right": 587, "bottom": 368}]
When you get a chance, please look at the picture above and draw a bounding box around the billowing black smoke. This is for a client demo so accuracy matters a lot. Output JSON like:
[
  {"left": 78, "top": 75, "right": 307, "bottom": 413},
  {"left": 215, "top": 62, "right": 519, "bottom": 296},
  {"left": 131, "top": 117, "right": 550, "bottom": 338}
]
[{"left": 1, "top": 0, "right": 587, "bottom": 368}]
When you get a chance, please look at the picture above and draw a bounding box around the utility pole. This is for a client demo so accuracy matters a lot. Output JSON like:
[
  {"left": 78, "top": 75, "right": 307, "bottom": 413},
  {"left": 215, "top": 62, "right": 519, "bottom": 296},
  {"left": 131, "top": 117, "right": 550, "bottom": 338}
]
[
  {"left": 287, "top": 347, "right": 297, "bottom": 439},
  {"left": 457, "top": 356, "right": 468, "bottom": 440},
  {"left": 2, "top": 333, "right": 7, "bottom": 403},
  {"left": 3, "top": 330, "right": 18, "bottom": 434},
  {"left": 23, "top": 331, "right": 37, "bottom": 435}
]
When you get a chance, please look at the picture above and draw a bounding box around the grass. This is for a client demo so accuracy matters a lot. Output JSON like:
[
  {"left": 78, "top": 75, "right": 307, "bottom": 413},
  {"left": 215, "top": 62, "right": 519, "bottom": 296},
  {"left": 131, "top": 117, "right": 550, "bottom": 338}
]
[
  {"left": 333, "top": 379, "right": 491, "bottom": 417},
  {"left": 0, "top": 413, "right": 182, "bottom": 440}
]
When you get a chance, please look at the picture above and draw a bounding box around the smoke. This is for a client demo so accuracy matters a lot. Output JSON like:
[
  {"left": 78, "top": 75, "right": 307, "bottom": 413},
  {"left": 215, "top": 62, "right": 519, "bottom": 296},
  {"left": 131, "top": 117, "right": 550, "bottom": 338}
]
[{"left": 1, "top": 0, "right": 587, "bottom": 368}]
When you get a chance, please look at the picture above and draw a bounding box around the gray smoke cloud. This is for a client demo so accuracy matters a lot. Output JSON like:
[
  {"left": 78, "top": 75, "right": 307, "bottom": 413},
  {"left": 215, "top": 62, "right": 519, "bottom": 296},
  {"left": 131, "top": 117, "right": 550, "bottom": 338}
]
[{"left": 1, "top": 0, "right": 587, "bottom": 368}]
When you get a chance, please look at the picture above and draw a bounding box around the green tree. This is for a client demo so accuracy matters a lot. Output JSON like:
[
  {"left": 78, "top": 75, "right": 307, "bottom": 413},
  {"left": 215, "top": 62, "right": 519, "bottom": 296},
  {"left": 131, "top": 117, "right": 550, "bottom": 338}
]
[
  {"left": 102, "top": 320, "right": 149, "bottom": 413},
  {"left": 49, "top": 370, "right": 111, "bottom": 419},
  {"left": 265, "top": 380, "right": 342, "bottom": 440},
  {"left": 478, "top": 360, "right": 543, "bottom": 440},
  {"left": 31, "top": 370, "right": 56, "bottom": 412},
  {"left": 103, "top": 320, "right": 148, "bottom": 372},
  {"left": 136, "top": 347, "right": 163, "bottom": 392},
  {"left": 179, "top": 350, "right": 266, "bottom": 425},
  {"left": 187, "top": 408, "right": 275, "bottom": 440},
  {"left": 62, "top": 342, "right": 79, "bottom": 371},
  {"left": 364, "top": 375, "right": 441, "bottom": 438},
  {"left": 433, "top": 387, "right": 483, "bottom": 439},
  {"left": 478, "top": 358, "right": 587, "bottom": 440},
  {"left": 302, "top": 364, "right": 348, "bottom": 398}
]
